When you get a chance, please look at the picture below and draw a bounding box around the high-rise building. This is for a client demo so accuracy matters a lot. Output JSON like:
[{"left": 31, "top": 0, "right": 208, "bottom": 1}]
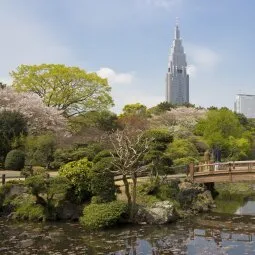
[
  {"left": 166, "top": 24, "right": 189, "bottom": 104},
  {"left": 234, "top": 94, "right": 255, "bottom": 118}
]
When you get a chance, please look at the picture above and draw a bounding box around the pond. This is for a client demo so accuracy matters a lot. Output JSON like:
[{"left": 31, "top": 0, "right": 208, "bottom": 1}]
[
  {"left": 235, "top": 198, "right": 255, "bottom": 215},
  {"left": 1, "top": 211, "right": 255, "bottom": 255}
]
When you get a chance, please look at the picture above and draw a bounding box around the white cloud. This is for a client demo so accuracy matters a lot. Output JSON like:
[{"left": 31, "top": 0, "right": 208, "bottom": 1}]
[
  {"left": 145, "top": 0, "right": 182, "bottom": 8},
  {"left": 187, "top": 64, "right": 197, "bottom": 77},
  {"left": 97, "top": 68, "right": 134, "bottom": 85},
  {"left": 186, "top": 44, "right": 220, "bottom": 77}
]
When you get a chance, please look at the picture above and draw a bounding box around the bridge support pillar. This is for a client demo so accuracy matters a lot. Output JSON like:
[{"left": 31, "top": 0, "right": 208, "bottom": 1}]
[{"left": 205, "top": 182, "right": 218, "bottom": 198}]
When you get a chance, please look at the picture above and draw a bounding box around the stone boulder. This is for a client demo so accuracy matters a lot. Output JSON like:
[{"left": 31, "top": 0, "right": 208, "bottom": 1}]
[
  {"left": 56, "top": 201, "right": 83, "bottom": 220},
  {"left": 192, "top": 190, "right": 215, "bottom": 212},
  {"left": 135, "top": 201, "right": 178, "bottom": 225},
  {"left": 177, "top": 181, "right": 215, "bottom": 212}
]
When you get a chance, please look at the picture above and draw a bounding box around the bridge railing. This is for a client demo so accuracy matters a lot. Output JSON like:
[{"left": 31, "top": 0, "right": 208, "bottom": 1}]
[{"left": 188, "top": 160, "right": 255, "bottom": 181}]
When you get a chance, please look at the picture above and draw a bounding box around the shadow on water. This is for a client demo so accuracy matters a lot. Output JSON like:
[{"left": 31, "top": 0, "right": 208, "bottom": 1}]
[
  {"left": 2, "top": 184, "right": 255, "bottom": 255},
  {"left": 1, "top": 214, "right": 255, "bottom": 255}
]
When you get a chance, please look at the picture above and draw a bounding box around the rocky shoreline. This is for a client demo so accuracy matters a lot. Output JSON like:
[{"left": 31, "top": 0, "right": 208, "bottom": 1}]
[{"left": 0, "top": 179, "right": 215, "bottom": 226}]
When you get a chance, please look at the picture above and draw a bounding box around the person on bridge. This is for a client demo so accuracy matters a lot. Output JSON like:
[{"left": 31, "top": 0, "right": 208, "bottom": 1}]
[
  {"left": 204, "top": 150, "right": 210, "bottom": 164},
  {"left": 204, "top": 150, "right": 210, "bottom": 171}
]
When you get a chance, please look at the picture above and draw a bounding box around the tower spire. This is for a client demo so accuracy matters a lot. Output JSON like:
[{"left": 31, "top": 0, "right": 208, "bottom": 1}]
[
  {"left": 166, "top": 22, "right": 189, "bottom": 105},
  {"left": 175, "top": 18, "right": 180, "bottom": 39}
]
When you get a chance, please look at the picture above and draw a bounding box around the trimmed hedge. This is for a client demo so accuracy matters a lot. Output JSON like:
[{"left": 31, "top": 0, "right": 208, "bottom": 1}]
[
  {"left": 4, "top": 149, "right": 25, "bottom": 170},
  {"left": 80, "top": 201, "right": 128, "bottom": 229},
  {"left": 90, "top": 157, "right": 116, "bottom": 203}
]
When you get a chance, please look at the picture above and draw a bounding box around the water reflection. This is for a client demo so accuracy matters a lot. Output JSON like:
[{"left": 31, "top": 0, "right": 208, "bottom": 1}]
[
  {"left": 1, "top": 216, "right": 255, "bottom": 254},
  {"left": 235, "top": 199, "right": 255, "bottom": 215}
]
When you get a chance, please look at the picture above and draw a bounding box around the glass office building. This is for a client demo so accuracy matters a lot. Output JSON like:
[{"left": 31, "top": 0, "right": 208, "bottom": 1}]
[{"left": 234, "top": 94, "right": 255, "bottom": 118}]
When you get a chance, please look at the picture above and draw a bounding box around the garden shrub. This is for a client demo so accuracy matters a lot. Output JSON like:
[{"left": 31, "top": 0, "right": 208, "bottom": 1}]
[
  {"left": 137, "top": 177, "right": 160, "bottom": 195},
  {"left": 25, "top": 175, "right": 70, "bottom": 218},
  {"left": 13, "top": 202, "right": 45, "bottom": 221},
  {"left": 156, "top": 180, "right": 180, "bottom": 201},
  {"left": 90, "top": 157, "right": 116, "bottom": 203},
  {"left": 80, "top": 201, "right": 128, "bottom": 229},
  {"left": 91, "top": 196, "right": 104, "bottom": 204},
  {"left": 59, "top": 158, "right": 93, "bottom": 202},
  {"left": 93, "top": 150, "right": 112, "bottom": 163},
  {"left": 8, "top": 193, "right": 45, "bottom": 221},
  {"left": 0, "top": 183, "right": 13, "bottom": 210},
  {"left": 52, "top": 143, "right": 103, "bottom": 169},
  {"left": 4, "top": 149, "right": 25, "bottom": 170}
]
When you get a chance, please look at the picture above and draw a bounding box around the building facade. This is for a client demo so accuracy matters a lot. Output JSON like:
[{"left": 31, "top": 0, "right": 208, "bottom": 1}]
[
  {"left": 166, "top": 25, "right": 189, "bottom": 104},
  {"left": 234, "top": 94, "right": 255, "bottom": 118}
]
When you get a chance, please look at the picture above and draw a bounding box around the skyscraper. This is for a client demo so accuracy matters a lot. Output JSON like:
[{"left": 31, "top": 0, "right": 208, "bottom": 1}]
[
  {"left": 166, "top": 24, "right": 189, "bottom": 104},
  {"left": 234, "top": 94, "right": 255, "bottom": 118}
]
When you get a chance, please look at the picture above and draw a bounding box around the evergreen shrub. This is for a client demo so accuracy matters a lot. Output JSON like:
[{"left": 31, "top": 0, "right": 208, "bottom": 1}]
[
  {"left": 13, "top": 202, "right": 45, "bottom": 221},
  {"left": 59, "top": 158, "right": 93, "bottom": 202},
  {"left": 4, "top": 149, "right": 25, "bottom": 170},
  {"left": 80, "top": 201, "right": 128, "bottom": 229},
  {"left": 90, "top": 157, "right": 116, "bottom": 203}
]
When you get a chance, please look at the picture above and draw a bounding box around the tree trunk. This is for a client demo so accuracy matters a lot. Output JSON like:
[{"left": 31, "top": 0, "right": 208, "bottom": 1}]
[
  {"left": 122, "top": 175, "right": 132, "bottom": 209},
  {"left": 130, "top": 173, "right": 137, "bottom": 221},
  {"left": 35, "top": 194, "right": 47, "bottom": 207}
]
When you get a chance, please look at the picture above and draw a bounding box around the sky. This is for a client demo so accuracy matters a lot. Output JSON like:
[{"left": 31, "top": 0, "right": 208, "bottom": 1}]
[{"left": 1, "top": 0, "right": 255, "bottom": 113}]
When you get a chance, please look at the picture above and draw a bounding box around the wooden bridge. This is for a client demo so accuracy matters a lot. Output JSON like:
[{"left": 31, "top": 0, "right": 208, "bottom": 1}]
[{"left": 189, "top": 160, "right": 255, "bottom": 183}]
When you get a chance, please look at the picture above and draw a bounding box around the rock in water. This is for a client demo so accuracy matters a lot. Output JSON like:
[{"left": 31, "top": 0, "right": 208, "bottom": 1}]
[{"left": 135, "top": 201, "right": 178, "bottom": 224}]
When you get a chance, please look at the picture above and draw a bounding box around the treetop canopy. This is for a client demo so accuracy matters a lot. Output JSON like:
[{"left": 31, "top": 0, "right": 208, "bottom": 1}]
[{"left": 11, "top": 64, "right": 114, "bottom": 117}]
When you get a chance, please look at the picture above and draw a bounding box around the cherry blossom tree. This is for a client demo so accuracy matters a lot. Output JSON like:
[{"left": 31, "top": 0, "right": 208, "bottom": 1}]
[
  {"left": 0, "top": 87, "right": 67, "bottom": 134},
  {"left": 150, "top": 107, "right": 206, "bottom": 138}
]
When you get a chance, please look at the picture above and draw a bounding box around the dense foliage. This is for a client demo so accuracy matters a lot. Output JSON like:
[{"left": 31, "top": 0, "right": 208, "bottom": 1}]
[
  {"left": 91, "top": 157, "right": 116, "bottom": 203},
  {"left": 0, "top": 110, "right": 27, "bottom": 162},
  {"left": 195, "top": 108, "right": 253, "bottom": 160},
  {"left": 80, "top": 201, "right": 128, "bottom": 229},
  {"left": 0, "top": 60, "right": 254, "bottom": 226},
  {"left": 59, "top": 158, "right": 93, "bottom": 202},
  {"left": 25, "top": 134, "right": 56, "bottom": 168},
  {"left": 11, "top": 64, "right": 113, "bottom": 117},
  {"left": 4, "top": 149, "right": 25, "bottom": 170}
]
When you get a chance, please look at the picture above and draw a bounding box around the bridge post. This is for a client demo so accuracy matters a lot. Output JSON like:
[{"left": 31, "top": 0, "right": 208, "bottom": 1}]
[
  {"left": 228, "top": 162, "right": 232, "bottom": 172},
  {"left": 228, "top": 163, "right": 232, "bottom": 182},
  {"left": 189, "top": 163, "right": 194, "bottom": 183},
  {"left": 2, "top": 174, "right": 5, "bottom": 185}
]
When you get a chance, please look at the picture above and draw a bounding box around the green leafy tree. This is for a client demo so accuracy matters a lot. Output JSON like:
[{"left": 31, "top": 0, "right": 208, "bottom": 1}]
[
  {"left": 227, "top": 136, "right": 251, "bottom": 160},
  {"left": 59, "top": 158, "right": 93, "bottom": 202},
  {"left": 0, "top": 110, "right": 27, "bottom": 162},
  {"left": 70, "top": 110, "right": 119, "bottom": 132},
  {"left": 52, "top": 143, "right": 103, "bottom": 169},
  {"left": 25, "top": 134, "right": 56, "bottom": 168},
  {"left": 195, "top": 108, "right": 246, "bottom": 157},
  {"left": 120, "top": 103, "right": 148, "bottom": 117},
  {"left": 148, "top": 101, "right": 176, "bottom": 115},
  {"left": 11, "top": 64, "right": 113, "bottom": 117},
  {"left": 143, "top": 129, "right": 173, "bottom": 176},
  {"left": 167, "top": 139, "right": 199, "bottom": 165},
  {"left": 91, "top": 157, "right": 116, "bottom": 203},
  {"left": 25, "top": 175, "right": 70, "bottom": 217}
]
